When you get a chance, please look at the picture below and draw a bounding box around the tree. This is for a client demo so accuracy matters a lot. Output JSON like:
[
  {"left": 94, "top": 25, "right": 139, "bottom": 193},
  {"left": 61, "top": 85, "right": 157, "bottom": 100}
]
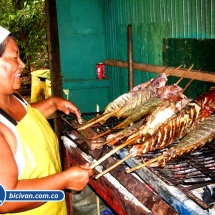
[{"left": 0, "top": 0, "right": 48, "bottom": 71}]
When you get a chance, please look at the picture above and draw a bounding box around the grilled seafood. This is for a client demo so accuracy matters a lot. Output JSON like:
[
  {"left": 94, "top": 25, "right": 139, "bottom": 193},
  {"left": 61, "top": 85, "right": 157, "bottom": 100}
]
[
  {"left": 126, "top": 96, "right": 190, "bottom": 143},
  {"left": 91, "top": 97, "right": 163, "bottom": 141},
  {"left": 130, "top": 78, "right": 154, "bottom": 92},
  {"left": 94, "top": 95, "right": 190, "bottom": 178},
  {"left": 104, "top": 72, "right": 167, "bottom": 115},
  {"left": 126, "top": 113, "right": 215, "bottom": 172},
  {"left": 91, "top": 84, "right": 185, "bottom": 141},
  {"left": 126, "top": 89, "right": 215, "bottom": 156},
  {"left": 100, "top": 119, "right": 146, "bottom": 147},
  {"left": 128, "top": 65, "right": 169, "bottom": 92},
  {"left": 79, "top": 65, "right": 186, "bottom": 131},
  {"left": 94, "top": 99, "right": 181, "bottom": 150},
  {"left": 78, "top": 72, "right": 167, "bottom": 130},
  {"left": 93, "top": 98, "right": 164, "bottom": 145},
  {"left": 90, "top": 87, "right": 215, "bottom": 170},
  {"left": 116, "top": 65, "right": 192, "bottom": 119},
  {"left": 95, "top": 94, "right": 189, "bottom": 146},
  {"left": 114, "top": 73, "right": 167, "bottom": 119},
  {"left": 128, "top": 87, "right": 215, "bottom": 152}
]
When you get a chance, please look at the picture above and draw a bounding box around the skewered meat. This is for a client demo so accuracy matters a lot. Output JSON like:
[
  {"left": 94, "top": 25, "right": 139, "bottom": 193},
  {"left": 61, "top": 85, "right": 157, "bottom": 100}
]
[
  {"left": 126, "top": 113, "right": 215, "bottom": 172},
  {"left": 78, "top": 73, "right": 168, "bottom": 130},
  {"left": 91, "top": 84, "right": 185, "bottom": 141},
  {"left": 128, "top": 87, "right": 215, "bottom": 156},
  {"left": 90, "top": 88, "right": 215, "bottom": 171}
]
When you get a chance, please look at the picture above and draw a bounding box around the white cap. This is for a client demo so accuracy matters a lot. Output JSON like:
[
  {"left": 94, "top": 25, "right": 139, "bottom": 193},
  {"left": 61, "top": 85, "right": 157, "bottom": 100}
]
[{"left": 0, "top": 26, "right": 10, "bottom": 44}]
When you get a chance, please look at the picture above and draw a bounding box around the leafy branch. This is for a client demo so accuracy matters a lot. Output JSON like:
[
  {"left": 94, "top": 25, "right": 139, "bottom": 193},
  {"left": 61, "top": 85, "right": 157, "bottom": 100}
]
[{"left": 0, "top": 0, "right": 48, "bottom": 71}]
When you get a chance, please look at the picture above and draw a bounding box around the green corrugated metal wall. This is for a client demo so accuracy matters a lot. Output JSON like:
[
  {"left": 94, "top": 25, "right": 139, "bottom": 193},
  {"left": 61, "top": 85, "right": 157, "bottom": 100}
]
[
  {"left": 56, "top": 0, "right": 215, "bottom": 111},
  {"left": 103, "top": 0, "right": 215, "bottom": 100}
]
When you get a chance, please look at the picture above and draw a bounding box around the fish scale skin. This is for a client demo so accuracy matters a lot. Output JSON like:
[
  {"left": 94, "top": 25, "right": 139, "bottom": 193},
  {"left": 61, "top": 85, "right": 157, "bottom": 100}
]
[
  {"left": 134, "top": 103, "right": 201, "bottom": 155},
  {"left": 116, "top": 85, "right": 157, "bottom": 118},
  {"left": 118, "top": 97, "right": 163, "bottom": 129},
  {"left": 104, "top": 93, "right": 134, "bottom": 114},
  {"left": 149, "top": 114, "right": 215, "bottom": 167},
  {"left": 104, "top": 73, "right": 167, "bottom": 115}
]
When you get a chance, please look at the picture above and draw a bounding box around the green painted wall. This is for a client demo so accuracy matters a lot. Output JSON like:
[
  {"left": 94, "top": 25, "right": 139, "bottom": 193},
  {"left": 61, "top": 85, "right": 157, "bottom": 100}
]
[
  {"left": 56, "top": 0, "right": 109, "bottom": 112},
  {"left": 56, "top": 0, "right": 105, "bottom": 79},
  {"left": 56, "top": 0, "right": 215, "bottom": 112}
]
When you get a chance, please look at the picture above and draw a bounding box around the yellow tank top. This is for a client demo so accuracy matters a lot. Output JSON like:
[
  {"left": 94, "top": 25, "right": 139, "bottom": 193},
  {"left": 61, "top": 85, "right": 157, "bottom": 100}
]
[{"left": 3, "top": 96, "right": 67, "bottom": 215}]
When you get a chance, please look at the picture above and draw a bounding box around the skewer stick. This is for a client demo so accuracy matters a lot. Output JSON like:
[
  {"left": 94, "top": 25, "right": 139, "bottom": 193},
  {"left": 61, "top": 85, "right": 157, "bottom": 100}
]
[
  {"left": 96, "top": 135, "right": 122, "bottom": 149},
  {"left": 90, "top": 112, "right": 139, "bottom": 140},
  {"left": 90, "top": 119, "right": 126, "bottom": 140},
  {"left": 126, "top": 155, "right": 161, "bottom": 173},
  {"left": 90, "top": 135, "right": 140, "bottom": 169},
  {"left": 95, "top": 139, "right": 113, "bottom": 149},
  {"left": 78, "top": 110, "right": 118, "bottom": 131},
  {"left": 96, "top": 122, "right": 146, "bottom": 149},
  {"left": 83, "top": 113, "right": 103, "bottom": 124},
  {"left": 90, "top": 128, "right": 113, "bottom": 140},
  {"left": 175, "top": 64, "right": 194, "bottom": 86},
  {"left": 166, "top": 64, "right": 183, "bottom": 77},
  {"left": 182, "top": 68, "right": 201, "bottom": 93},
  {"left": 160, "top": 65, "right": 168, "bottom": 74},
  {"left": 95, "top": 137, "right": 118, "bottom": 149},
  {"left": 95, "top": 152, "right": 134, "bottom": 179}
]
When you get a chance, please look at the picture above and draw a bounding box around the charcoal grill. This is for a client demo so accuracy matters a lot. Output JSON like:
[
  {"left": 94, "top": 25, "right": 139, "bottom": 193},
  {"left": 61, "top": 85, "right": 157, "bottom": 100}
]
[{"left": 61, "top": 112, "right": 215, "bottom": 215}]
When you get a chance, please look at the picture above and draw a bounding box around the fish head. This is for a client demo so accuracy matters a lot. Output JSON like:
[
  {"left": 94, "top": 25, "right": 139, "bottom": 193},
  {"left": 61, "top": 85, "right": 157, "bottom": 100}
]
[
  {"left": 156, "top": 84, "right": 183, "bottom": 99},
  {"left": 131, "top": 78, "right": 154, "bottom": 92},
  {"left": 196, "top": 87, "right": 215, "bottom": 115},
  {"left": 150, "top": 73, "right": 167, "bottom": 89}
]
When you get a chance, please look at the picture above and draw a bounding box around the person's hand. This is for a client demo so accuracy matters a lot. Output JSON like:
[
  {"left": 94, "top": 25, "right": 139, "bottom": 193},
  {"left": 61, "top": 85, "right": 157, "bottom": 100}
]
[
  {"left": 53, "top": 97, "right": 82, "bottom": 124},
  {"left": 64, "top": 164, "right": 94, "bottom": 191}
]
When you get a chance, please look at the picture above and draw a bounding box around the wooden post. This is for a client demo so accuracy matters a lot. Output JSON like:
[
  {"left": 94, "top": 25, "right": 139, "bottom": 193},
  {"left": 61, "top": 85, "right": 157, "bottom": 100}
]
[
  {"left": 45, "top": 1, "right": 71, "bottom": 214},
  {"left": 127, "top": 24, "right": 134, "bottom": 90},
  {"left": 45, "top": 0, "right": 63, "bottom": 147}
]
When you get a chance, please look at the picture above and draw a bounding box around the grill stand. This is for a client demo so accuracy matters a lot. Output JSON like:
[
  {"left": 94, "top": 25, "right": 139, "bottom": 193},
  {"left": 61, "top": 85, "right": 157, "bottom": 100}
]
[
  {"left": 61, "top": 114, "right": 215, "bottom": 215},
  {"left": 62, "top": 133, "right": 179, "bottom": 215},
  {"left": 118, "top": 150, "right": 215, "bottom": 215}
]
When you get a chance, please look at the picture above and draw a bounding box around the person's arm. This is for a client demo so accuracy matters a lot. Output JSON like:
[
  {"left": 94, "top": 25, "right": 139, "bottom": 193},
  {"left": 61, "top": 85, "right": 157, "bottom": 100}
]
[
  {"left": 0, "top": 129, "right": 93, "bottom": 213},
  {"left": 31, "top": 97, "right": 82, "bottom": 123}
]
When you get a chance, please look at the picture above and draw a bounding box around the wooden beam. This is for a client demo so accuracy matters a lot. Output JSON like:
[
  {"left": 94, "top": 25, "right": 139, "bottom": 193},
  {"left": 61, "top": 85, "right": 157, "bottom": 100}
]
[{"left": 105, "top": 59, "right": 215, "bottom": 83}]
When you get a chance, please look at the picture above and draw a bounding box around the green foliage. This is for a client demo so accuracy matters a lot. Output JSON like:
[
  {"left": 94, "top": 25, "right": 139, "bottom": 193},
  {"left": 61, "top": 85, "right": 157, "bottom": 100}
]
[{"left": 0, "top": 0, "right": 48, "bottom": 71}]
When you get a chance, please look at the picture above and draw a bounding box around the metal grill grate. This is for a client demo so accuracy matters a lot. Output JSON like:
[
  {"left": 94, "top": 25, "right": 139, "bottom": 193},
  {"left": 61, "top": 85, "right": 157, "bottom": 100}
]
[
  {"left": 61, "top": 112, "right": 215, "bottom": 209},
  {"left": 61, "top": 112, "right": 215, "bottom": 186}
]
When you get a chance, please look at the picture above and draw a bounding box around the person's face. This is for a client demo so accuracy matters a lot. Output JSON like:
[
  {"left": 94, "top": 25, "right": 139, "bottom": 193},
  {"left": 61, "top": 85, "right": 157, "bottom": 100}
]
[{"left": 0, "top": 37, "right": 25, "bottom": 94}]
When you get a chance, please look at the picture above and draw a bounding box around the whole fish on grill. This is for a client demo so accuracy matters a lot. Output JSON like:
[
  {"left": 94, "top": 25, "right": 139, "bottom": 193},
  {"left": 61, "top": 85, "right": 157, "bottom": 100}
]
[
  {"left": 90, "top": 87, "right": 215, "bottom": 171},
  {"left": 126, "top": 113, "right": 215, "bottom": 172},
  {"left": 78, "top": 72, "right": 168, "bottom": 130},
  {"left": 126, "top": 87, "right": 215, "bottom": 155},
  {"left": 94, "top": 87, "right": 188, "bottom": 146},
  {"left": 101, "top": 72, "right": 167, "bottom": 117},
  {"left": 115, "top": 73, "right": 167, "bottom": 119},
  {"left": 91, "top": 84, "right": 185, "bottom": 141},
  {"left": 125, "top": 95, "right": 190, "bottom": 144},
  {"left": 94, "top": 98, "right": 164, "bottom": 146}
]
